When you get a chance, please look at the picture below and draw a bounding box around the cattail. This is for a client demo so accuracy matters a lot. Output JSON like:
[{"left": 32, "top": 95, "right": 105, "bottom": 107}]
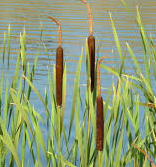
[
  {"left": 56, "top": 46, "right": 63, "bottom": 106},
  {"left": 48, "top": 16, "right": 63, "bottom": 107},
  {"left": 88, "top": 35, "right": 95, "bottom": 91},
  {"left": 96, "top": 95, "right": 103, "bottom": 151},
  {"left": 79, "top": 0, "right": 95, "bottom": 92},
  {"left": 96, "top": 56, "right": 107, "bottom": 151}
]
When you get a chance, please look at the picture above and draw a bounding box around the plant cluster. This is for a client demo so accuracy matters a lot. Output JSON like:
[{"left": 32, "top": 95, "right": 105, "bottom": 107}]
[{"left": 0, "top": 1, "right": 156, "bottom": 167}]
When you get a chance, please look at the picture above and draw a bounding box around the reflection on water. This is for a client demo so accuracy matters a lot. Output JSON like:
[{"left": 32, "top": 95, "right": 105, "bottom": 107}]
[{"left": 0, "top": 0, "right": 156, "bottom": 106}]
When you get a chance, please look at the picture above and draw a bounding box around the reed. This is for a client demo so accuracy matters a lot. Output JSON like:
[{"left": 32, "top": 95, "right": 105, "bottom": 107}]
[
  {"left": 79, "top": 0, "right": 95, "bottom": 92},
  {"left": 48, "top": 16, "right": 63, "bottom": 107}
]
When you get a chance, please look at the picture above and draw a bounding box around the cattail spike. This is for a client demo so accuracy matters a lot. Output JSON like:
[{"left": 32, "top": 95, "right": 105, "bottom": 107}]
[
  {"left": 96, "top": 56, "right": 108, "bottom": 151},
  {"left": 96, "top": 96, "right": 104, "bottom": 151},
  {"left": 56, "top": 47, "right": 63, "bottom": 107},
  {"left": 48, "top": 16, "right": 63, "bottom": 107},
  {"left": 88, "top": 35, "right": 95, "bottom": 91}
]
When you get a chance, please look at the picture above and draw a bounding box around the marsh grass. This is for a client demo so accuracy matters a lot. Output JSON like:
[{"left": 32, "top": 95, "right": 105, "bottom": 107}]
[{"left": 0, "top": 7, "right": 156, "bottom": 167}]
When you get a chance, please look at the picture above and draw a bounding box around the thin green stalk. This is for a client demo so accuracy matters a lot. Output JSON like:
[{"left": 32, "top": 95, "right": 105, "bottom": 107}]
[
  {"left": 68, "top": 48, "right": 83, "bottom": 141},
  {"left": 57, "top": 106, "right": 61, "bottom": 166},
  {"left": 0, "top": 72, "right": 3, "bottom": 114},
  {"left": 7, "top": 24, "right": 11, "bottom": 67},
  {"left": 2, "top": 31, "right": 6, "bottom": 63},
  {"left": 98, "top": 151, "right": 101, "bottom": 167},
  {"left": 110, "top": 13, "right": 122, "bottom": 61}
]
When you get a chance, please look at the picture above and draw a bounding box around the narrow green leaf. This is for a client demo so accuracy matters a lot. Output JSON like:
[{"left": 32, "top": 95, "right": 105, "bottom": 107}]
[
  {"left": 22, "top": 74, "right": 50, "bottom": 117},
  {"left": 126, "top": 42, "right": 142, "bottom": 74},
  {"left": 7, "top": 24, "right": 11, "bottom": 67},
  {"left": 2, "top": 31, "right": 6, "bottom": 63},
  {"left": 0, "top": 117, "right": 21, "bottom": 167},
  {"left": 110, "top": 13, "right": 122, "bottom": 60},
  {"left": 68, "top": 48, "right": 83, "bottom": 140}
]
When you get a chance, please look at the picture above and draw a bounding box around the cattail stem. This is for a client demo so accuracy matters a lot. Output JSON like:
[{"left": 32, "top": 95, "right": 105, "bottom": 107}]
[
  {"left": 48, "top": 16, "right": 62, "bottom": 47},
  {"left": 48, "top": 16, "right": 63, "bottom": 107},
  {"left": 97, "top": 56, "right": 107, "bottom": 97},
  {"left": 79, "top": 0, "right": 93, "bottom": 35},
  {"left": 96, "top": 96, "right": 103, "bottom": 151},
  {"left": 96, "top": 56, "right": 107, "bottom": 151},
  {"left": 86, "top": 3, "right": 93, "bottom": 35},
  {"left": 56, "top": 47, "right": 63, "bottom": 107}
]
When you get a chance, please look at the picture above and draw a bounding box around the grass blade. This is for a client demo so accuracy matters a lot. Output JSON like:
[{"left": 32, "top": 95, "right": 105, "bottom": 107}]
[
  {"left": 68, "top": 48, "right": 83, "bottom": 140},
  {"left": 110, "top": 13, "right": 122, "bottom": 61}
]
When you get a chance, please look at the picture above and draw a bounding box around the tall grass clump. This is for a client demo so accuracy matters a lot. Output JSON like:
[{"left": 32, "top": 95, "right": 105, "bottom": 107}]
[{"left": 0, "top": 5, "right": 156, "bottom": 167}]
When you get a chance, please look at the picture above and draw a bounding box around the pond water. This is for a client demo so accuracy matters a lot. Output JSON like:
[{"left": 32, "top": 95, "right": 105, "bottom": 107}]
[
  {"left": 0, "top": 1, "right": 156, "bottom": 79},
  {"left": 0, "top": 0, "right": 156, "bottom": 144}
]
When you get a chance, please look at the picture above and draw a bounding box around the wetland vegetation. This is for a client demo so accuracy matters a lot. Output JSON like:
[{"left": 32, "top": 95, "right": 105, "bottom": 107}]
[{"left": 0, "top": 2, "right": 156, "bottom": 167}]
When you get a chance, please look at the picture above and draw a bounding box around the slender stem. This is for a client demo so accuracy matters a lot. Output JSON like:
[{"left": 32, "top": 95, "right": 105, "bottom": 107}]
[
  {"left": 79, "top": 0, "right": 93, "bottom": 35},
  {"left": 48, "top": 16, "right": 62, "bottom": 47},
  {"left": 86, "top": 3, "right": 93, "bottom": 35},
  {"left": 97, "top": 56, "right": 108, "bottom": 97},
  {"left": 57, "top": 106, "right": 61, "bottom": 166},
  {"left": 87, "top": 105, "right": 91, "bottom": 138},
  {"left": 98, "top": 151, "right": 101, "bottom": 167},
  {"left": 132, "top": 143, "right": 156, "bottom": 167},
  {"left": 79, "top": 0, "right": 86, "bottom": 3}
]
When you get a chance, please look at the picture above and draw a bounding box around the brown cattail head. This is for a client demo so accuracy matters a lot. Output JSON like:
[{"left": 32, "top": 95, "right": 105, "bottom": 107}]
[
  {"left": 56, "top": 46, "right": 63, "bottom": 107},
  {"left": 88, "top": 35, "right": 95, "bottom": 92},
  {"left": 96, "top": 95, "right": 104, "bottom": 151}
]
